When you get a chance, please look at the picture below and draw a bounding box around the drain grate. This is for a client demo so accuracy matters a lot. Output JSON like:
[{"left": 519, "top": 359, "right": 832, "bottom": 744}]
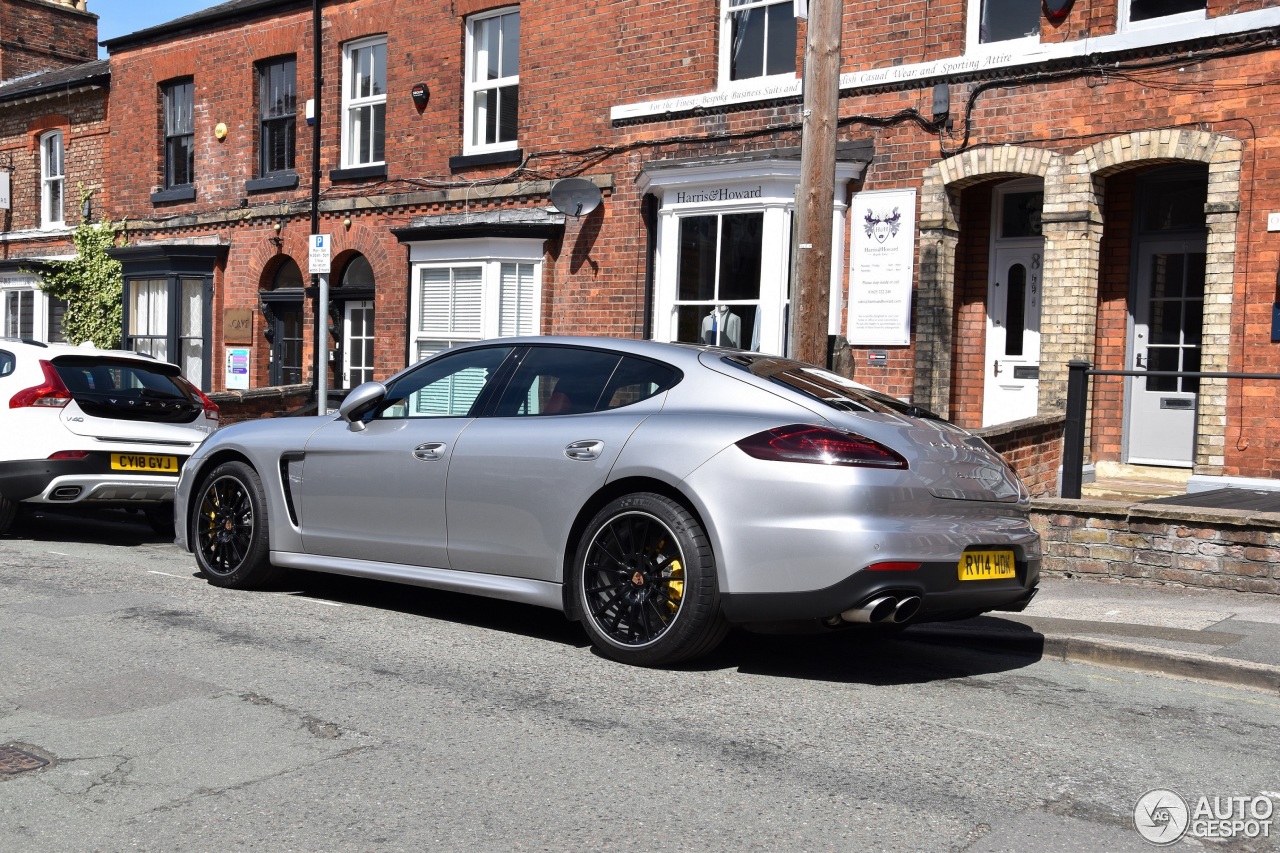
[{"left": 0, "top": 744, "right": 50, "bottom": 775}]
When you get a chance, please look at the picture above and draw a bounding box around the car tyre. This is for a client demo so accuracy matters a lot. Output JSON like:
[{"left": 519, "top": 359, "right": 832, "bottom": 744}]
[
  {"left": 145, "top": 503, "right": 177, "bottom": 538},
  {"left": 0, "top": 494, "right": 15, "bottom": 536},
  {"left": 191, "top": 461, "right": 279, "bottom": 589},
  {"left": 574, "top": 493, "right": 728, "bottom": 666}
]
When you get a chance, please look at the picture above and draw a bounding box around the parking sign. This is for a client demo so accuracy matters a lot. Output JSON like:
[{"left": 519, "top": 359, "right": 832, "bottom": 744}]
[{"left": 308, "top": 233, "right": 331, "bottom": 274}]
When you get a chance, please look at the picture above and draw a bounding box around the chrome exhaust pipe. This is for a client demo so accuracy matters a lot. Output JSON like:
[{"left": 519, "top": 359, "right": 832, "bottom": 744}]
[
  {"left": 891, "top": 595, "right": 921, "bottom": 624},
  {"left": 841, "top": 595, "right": 897, "bottom": 624}
]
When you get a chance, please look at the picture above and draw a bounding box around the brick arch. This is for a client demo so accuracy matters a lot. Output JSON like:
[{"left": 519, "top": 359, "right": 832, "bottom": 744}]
[
  {"left": 1056, "top": 129, "right": 1242, "bottom": 474},
  {"left": 328, "top": 224, "right": 394, "bottom": 284},
  {"left": 256, "top": 251, "right": 305, "bottom": 290},
  {"left": 27, "top": 115, "right": 70, "bottom": 151},
  {"left": 914, "top": 146, "right": 1061, "bottom": 416}
]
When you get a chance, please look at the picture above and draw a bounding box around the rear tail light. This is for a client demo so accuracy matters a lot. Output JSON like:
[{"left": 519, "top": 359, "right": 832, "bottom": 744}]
[
  {"left": 9, "top": 360, "right": 72, "bottom": 408},
  {"left": 175, "top": 376, "right": 219, "bottom": 419},
  {"left": 866, "top": 561, "right": 921, "bottom": 571},
  {"left": 735, "top": 424, "right": 908, "bottom": 469},
  {"left": 48, "top": 450, "right": 90, "bottom": 460}
]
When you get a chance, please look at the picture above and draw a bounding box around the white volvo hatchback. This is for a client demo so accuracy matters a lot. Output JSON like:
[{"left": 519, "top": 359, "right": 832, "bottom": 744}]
[{"left": 0, "top": 339, "right": 220, "bottom": 535}]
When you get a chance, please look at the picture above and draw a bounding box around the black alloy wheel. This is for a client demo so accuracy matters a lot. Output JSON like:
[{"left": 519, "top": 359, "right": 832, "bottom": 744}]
[
  {"left": 192, "top": 461, "right": 277, "bottom": 588},
  {"left": 575, "top": 493, "right": 727, "bottom": 666}
]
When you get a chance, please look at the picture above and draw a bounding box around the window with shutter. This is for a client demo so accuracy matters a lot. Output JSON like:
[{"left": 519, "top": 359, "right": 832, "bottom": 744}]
[{"left": 408, "top": 241, "right": 543, "bottom": 367}]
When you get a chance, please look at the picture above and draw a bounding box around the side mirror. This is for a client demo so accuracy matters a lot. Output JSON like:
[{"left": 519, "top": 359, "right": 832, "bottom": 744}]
[{"left": 337, "top": 381, "right": 387, "bottom": 432}]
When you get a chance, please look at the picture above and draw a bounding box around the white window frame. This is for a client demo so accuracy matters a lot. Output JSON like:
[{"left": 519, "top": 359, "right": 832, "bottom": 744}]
[
  {"left": 641, "top": 160, "right": 857, "bottom": 356},
  {"left": 1118, "top": 0, "right": 1206, "bottom": 32},
  {"left": 341, "top": 36, "right": 387, "bottom": 169},
  {"left": 39, "top": 130, "right": 65, "bottom": 229},
  {"left": 407, "top": 237, "right": 543, "bottom": 362},
  {"left": 966, "top": 0, "right": 1040, "bottom": 55},
  {"left": 464, "top": 7, "right": 520, "bottom": 156},
  {"left": 718, "top": 0, "right": 798, "bottom": 91},
  {"left": 0, "top": 274, "right": 66, "bottom": 343}
]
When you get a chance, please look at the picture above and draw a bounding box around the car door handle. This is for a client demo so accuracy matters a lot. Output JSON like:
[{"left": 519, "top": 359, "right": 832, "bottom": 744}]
[
  {"left": 413, "top": 442, "right": 447, "bottom": 461},
  {"left": 564, "top": 440, "right": 604, "bottom": 461}
]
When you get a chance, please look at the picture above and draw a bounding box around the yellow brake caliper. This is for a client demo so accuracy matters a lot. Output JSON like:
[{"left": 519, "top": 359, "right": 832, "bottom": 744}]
[{"left": 664, "top": 559, "right": 684, "bottom": 614}]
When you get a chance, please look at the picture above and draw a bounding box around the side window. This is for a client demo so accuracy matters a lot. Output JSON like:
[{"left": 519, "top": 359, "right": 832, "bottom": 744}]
[
  {"left": 1123, "top": 0, "right": 1205, "bottom": 28},
  {"left": 722, "top": 0, "right": 796, "bottom": 85},
  {"left": 163, "top": 79, "right": 195, "bottom": 189},
  {"left": 600, "top": 357, "right": 680, "bottom": 410},
  {"left": 40, "top": 130, "right": 64, "bottom": 229},
  {"left": 0, "top": 350, "right": 13, "bottom": 378},
  {"left": 373, "top": 346, "right": 511, "bottom": 420},
  {"left": 493, "top": 347, "right": 621, "bottom": 417},
  {"left": 342, "top": 37, "right": 387, "bottom": 168},
  {"left": 464, "top": 8, "right": 519, "bottom": 154},
  {"left": 258, "top": 57, "right": 297, "bottom": 177},
  {"left": 972, "top": 0, "right": 1039, "bottom": 45}
]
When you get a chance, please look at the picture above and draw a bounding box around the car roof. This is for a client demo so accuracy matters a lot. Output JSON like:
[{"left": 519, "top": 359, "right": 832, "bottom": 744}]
[
  {"left": 453, "top": 335, "right": 729, "bottom": 366},
  {"left": 0, "top": 338, "right": 168, "bottom": 364}
]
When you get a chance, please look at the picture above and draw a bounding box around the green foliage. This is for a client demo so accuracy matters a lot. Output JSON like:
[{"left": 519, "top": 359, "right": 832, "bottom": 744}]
[{"left": 36, "top": 211, "right": 125, "bottom": 349}]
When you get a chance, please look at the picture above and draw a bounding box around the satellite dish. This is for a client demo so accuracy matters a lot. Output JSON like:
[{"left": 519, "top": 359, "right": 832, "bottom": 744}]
[{"left": 549, "top": 178, "right": 603, "bottom": 217}]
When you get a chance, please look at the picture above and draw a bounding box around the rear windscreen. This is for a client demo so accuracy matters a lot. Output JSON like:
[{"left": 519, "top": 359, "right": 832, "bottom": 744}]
[
  {"left": 721, "top": 354, "right": 942, "bottom": 419},
  {"left": 53, "top": 356, "right": 202, "bottom": 423}
]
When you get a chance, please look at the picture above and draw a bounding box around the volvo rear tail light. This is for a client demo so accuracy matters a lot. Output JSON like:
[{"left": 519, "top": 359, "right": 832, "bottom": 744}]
[
  {"left": 735, "top": 424, "right": 908, "bottom": 469},
  {"left": 9, "top": 360, "right": 72, "bottom": 408},
  {"left": 175, "top": 376, "right": 220, "bottom": 419}
]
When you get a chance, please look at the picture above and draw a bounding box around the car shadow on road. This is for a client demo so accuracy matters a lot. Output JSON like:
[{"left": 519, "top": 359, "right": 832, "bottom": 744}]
[
  {"left": 276, "top": 570, "right": 1045, "bottom": 684},
  {"left": 1, "top": 508, "right": 173, "bottom": 547},
  {"left": 709, "top": 623, "right": 1047, "bottom": 685},
  {"left": 273, "top": 569, "right": 593, "bottom": 650}
]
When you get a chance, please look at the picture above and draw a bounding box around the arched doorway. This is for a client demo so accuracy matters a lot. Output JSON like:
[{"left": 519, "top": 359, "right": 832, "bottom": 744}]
[
  {"left": 332, "top": 253, "right": 375, "bottom": 389},
  {"left": 261, "top": 257, "right": 305, "bottom": 386}
]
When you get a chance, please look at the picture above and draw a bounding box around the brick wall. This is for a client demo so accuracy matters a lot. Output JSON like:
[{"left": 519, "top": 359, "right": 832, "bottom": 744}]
[
  {"left": 0, "top": 0, "right": 96, "bottom": 79},
  {"left": 0, "top": 85, "right": 107, "bottom": 259},
  {"left": 976, "top": 414, "right": 1065, "bottom": 498},
  {"left": 95, "top": 0, "right": 1280, "bottom": 481},
  {"left": 208, "top": 384, "right": 312, "bottom": 425},
  {"left": 1032, "top": 498, "right": 1280, "bottom": 595}
]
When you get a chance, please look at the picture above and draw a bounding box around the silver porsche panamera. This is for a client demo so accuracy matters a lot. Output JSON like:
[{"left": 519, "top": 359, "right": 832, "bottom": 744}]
[{"left": 174, "top": 337, "right": 1040, "bottom": 666}]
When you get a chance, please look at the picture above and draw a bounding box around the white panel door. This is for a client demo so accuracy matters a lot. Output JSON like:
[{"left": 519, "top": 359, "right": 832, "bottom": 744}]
[{"left": 982, "top": 246, "right": 1042, "bottom": 426}]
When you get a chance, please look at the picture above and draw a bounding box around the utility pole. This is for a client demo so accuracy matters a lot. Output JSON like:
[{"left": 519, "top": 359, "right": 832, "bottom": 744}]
[
  {"left": 311, "top": 0, "right": 329, "bottom": 413},
  {"left": 788, "top": 0, "right": 842, "bottom": 367}
]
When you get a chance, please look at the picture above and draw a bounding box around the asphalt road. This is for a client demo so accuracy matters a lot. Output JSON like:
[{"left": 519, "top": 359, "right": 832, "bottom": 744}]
[{"left": 2, "top": 509, "right": 1277, "bottom": 852}]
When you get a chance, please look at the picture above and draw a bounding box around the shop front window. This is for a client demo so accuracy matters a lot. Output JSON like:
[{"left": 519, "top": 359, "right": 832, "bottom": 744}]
[{"left": 674, "top": 212, "right": 764, "bottom": 350}]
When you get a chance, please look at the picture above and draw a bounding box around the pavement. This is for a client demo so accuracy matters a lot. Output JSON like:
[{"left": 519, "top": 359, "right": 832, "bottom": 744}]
[{"left": 906, "top": 575, "right": 1280, "bottom": 694}]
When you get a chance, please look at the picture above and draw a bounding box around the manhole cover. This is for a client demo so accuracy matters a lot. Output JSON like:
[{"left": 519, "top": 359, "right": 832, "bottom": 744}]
[{"left": 0, "top": 744, "right": 50, "bottom": 775}]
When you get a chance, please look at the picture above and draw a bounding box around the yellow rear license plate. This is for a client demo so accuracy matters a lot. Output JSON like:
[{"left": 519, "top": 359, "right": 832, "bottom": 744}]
[
  {"left": 958, "top": 550, "right": 1016, "bottom": 581},
  {"left": 110, "top": 453, "right": 179, "bottom": 474}
]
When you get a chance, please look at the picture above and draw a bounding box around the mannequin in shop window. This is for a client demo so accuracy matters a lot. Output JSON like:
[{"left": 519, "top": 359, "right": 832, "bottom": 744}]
[{"left": 701, "top": 304, "right": 742, "bottom": 348}]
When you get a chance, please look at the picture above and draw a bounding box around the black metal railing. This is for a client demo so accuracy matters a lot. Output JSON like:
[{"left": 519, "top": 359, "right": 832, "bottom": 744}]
[{"left": 1061, "top": 360, "right": 1280, "bottom": 499}]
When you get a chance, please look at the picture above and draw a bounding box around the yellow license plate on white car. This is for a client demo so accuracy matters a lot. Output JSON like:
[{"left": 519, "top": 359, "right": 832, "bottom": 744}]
[
  {"left": 110, "top": 453, "right": 179, "bottom": 474},
  {"left": 958, "top": 550, "right": 1016, "bottom": 581}
]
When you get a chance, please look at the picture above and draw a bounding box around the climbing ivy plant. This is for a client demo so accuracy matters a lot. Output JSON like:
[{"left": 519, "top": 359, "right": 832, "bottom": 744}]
[{"left": 35, "top": 190, "right": 126, "bottom": 349}]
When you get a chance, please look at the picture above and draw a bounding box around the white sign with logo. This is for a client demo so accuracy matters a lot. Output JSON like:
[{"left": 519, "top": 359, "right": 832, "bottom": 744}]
[
  {"left": 308, "top": 233, "right": 331, "bottom": 274},
  {"left": 225, "top": 346, "right": 251, "bottom": 390},
  {"left": 848, "top": 188, "right": 916, "bottom": 346},
  {"left": 0, "top": 172, "right": 10, "bottom": 210}
]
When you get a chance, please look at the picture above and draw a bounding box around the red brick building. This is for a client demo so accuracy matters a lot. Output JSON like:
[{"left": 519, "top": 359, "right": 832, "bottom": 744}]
[
  {"left": 95, "top": 0, "right": 1280, "bottom": 493},
  {"left": 0, "top": 0, "right": 104, "bottom": 345}
]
